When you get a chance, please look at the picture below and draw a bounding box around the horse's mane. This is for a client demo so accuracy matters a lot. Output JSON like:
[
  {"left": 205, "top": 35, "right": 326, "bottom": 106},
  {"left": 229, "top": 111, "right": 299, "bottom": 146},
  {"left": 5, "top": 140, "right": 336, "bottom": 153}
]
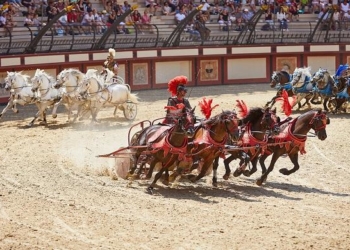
[
  {"left": 35, "top": 69, "right": 55, "bottom": 83},
  {"left": 202, "top": 110, "right": 232, "bottom": 125},
  {"left": 280, "top": 70, "right": 291, "bottom": 80},
  {"left": 294, "top": 67, "right": 312, "bottom": 77},
  {"left": 69, "top": 69, "right": 85, "bottom": 82},
  {"left": 85, "top": 69, "right": 98, "bottom": 78},
  {"left": 7, "top": 71, "right": 30, "bottom": 83},
  {"left": 241, "top": 107, "right": 263, "bottom": 124}
]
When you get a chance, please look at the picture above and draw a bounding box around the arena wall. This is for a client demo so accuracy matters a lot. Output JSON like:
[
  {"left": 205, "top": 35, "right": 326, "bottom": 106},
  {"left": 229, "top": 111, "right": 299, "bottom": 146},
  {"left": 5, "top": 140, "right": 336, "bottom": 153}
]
[{"left": 1, "top": 44, "right": 350, "bottom": 104}]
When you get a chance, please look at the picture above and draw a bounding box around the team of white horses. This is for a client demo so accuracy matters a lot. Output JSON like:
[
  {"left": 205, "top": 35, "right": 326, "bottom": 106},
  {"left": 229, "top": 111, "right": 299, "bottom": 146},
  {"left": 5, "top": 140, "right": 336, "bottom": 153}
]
[{"left": 0, "top": 68, "right": 138, "bottom": 126}]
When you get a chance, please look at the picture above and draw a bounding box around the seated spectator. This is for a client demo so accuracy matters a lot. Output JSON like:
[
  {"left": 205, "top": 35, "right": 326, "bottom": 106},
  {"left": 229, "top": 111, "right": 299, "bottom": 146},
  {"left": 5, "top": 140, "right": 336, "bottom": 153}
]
[
  {"left": 67, "top": 8, "right": 83, "bottom": 35},
  {"left": 186, "top": 20, "right": 201, "bottom": 41},
  {"left": 162, "top": 2, "right": 175, "bottom": 15},
  {"left": 32, "top": 13, "right": 41, "bottom": 27},
  {"left": 57, "top": 13, "right": 68, "bottom": 34},
  {"left": 81, "top": 9, "right": 95, "bottom": 34},
  {"left": 131, "top": 9, "right": 142, "bottom": 33},
  {"left": 217, "top": 9, "right": 231, "bottom": 31},
  {"left": 56, "top": 0, "right": 65, "bottom": 12},
  {"left": 175, "top": 7, "right": 186, "bottom": 24},
  {"left": 340, "top": 0, "right": 350, "bottom": 20},
  {"left": 145, "top": 0, "right": 159, "bottom": 16},
  {"left": 22, "top": 0, "right": 36, "bottom": 14},
  {"left": 289, "top": 0, "right": 299, "bottom": 21},
  {"left": 332, "top": 7, "right": 340, "bottom": 30},
  {"left": 94, "top": 11, "right": 106, "bottom": 34},
  {"left": 262, "top": 8, "right": 275, "bottom": 30},
  {"left": 141, "top": 10, "right": 154, "bottom": 33},
  {"left": 166, "top": 0, "right": 177, "bottom": 14},
  {"left": 24, "top": 13, "right": 34, "bottom": 26},
  {"left": 106, "top": 9, "right": 116, "bottom": 28},
  {"left": 122, "top": 1, "right": 131, "bottom": 12},
  {"left": 277, "top": 8, "right": 288, "bottom": 31},
  {"left": 234, "top": 7, "right": 244, "bottom": 31},
  {"left": 242, "top": 8, "right": 254, "bottom": 27},
  {"left": 312, "top": 0, "right": 320, "bottom": 14}
]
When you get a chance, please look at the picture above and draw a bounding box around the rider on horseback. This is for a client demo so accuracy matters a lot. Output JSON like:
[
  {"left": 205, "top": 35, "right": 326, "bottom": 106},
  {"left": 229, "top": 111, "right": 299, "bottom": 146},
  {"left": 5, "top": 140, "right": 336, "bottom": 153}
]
[{"left": 102, "top": 48, "right": 119, "bottom": 84}]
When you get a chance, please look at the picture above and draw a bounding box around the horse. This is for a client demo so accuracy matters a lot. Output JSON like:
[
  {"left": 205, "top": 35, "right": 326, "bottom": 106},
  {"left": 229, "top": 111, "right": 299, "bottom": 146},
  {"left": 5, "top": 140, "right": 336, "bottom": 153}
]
[
  {"left": 54, "top": 68, "right": 89, "bottom": 122},
  {"left": 127, "top": 106, "right": 196, "bottom": 182},
  {"left": 310, "top": 68, "right": 338, "bottom": 111},
  {"left": 289, "top": 67, "right": 314, "bottom": 110},
  {"left": 256, "top": 108, "right": 330, "bottom": 186},
  {"left": 0, "top": 71, "right": 37, "bottom": 119},
  {"left": 265, "top": 71, "right": 292, "bottom": 108},
  {"left": 30, "top": 69, "right": 63, "bottom": 126},
  {"left": 266, "top": 70, "right": 311, "bottom": 110},
  {"left": 214, "top": 107, "right": 280, "bottom": 182},
  {"left": 183, "top": 110, "right": 240, "bottom": 186},
  {"left": 79, "top": 69, "right": 138, "bottom": 122}
]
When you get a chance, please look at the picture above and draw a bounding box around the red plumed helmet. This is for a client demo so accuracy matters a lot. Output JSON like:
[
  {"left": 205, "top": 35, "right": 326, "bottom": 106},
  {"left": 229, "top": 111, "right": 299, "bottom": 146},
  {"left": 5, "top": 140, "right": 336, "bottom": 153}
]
[{"left": 168, "top": 75, "right": 188, "bottom": 96}]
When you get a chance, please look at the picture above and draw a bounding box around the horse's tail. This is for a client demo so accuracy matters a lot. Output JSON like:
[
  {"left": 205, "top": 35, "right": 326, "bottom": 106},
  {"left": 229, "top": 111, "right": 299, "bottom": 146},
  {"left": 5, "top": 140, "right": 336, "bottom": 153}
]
[{"left": 128, "top": 91, "right": 139, "bottom": 104}]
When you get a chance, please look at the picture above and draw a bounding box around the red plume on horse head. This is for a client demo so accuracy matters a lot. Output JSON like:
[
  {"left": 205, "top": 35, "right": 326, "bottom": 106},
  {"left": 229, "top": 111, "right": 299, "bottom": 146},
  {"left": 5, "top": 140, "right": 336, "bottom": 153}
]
[
  {"left": 198, "top": 97, "right": 219, "bottom": 119},
  {"left": 276, "top": 89, "right": 296, "bottom": 116},
  {"left": 236, "top": 100, "right": 249, "bottom": 118},
  {"left": 168, "top": 75, "right": 188, "bottom": 96}
]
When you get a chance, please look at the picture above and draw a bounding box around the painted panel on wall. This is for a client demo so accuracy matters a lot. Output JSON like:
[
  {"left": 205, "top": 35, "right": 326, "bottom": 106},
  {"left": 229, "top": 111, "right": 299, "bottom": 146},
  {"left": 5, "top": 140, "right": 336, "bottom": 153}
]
[
  {"left": 276, "top": 56, "right": 297, "bottom": 74},
  {"left": 307, "top": 56, "right": 336, "bottom": 74},
  {"left": 133, "top": 63, "right": 148, "bottom": 85},
  {"left": 155, "top": 61, "right": 192, "bottom": 84},
  {"left": 227, "top": 58, "right": 266, "bottom": 79},
  {"left": 200, "top": 60, "right": 218, "bottom": 81}
]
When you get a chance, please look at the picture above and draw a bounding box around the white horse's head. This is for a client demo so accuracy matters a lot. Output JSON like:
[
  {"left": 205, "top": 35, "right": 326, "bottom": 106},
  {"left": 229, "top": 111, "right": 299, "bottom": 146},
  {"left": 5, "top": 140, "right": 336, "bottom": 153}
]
[
  {"left": 79, "top": 74, "right": 103, "bottom": 97},
  {"left": 31, "top": 69, "right": 55, "bottom": 92},
  {"left": 4, "top": 71, "right": 30, "bottom": 91},
  {"left": 55, "top": 69, "right": 85, "bottom": 90},
  {"left": 101, "top": 68, "right": 114, "bottom": 83},
  {"left": 292, "top": 67, "right": 312, "bottom": 85}
]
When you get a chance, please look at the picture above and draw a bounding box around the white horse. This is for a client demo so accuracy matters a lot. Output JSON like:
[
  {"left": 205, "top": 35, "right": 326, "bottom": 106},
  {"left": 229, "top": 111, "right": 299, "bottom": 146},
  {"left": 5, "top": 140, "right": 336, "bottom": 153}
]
[
  {"left": 290, "top": 67, "right": 313, "bottom": 110},
  {"left": 0, "top": 71, "right": 37, "bottom": 119},
  {"left": 54, "top": 68, "right": 89, "bottom": 122},
  {"left": 79, "top": 70, "right": 138, "bottom": 122},
  {"left": 30, "top": 69, "right": 63, "bottom": 126}
]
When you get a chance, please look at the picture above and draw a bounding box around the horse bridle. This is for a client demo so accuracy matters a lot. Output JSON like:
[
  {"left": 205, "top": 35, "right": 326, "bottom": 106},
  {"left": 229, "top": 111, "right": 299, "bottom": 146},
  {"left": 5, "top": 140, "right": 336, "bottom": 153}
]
[{"left": 309, "top": 112, "right": 328, "bottom": 132}]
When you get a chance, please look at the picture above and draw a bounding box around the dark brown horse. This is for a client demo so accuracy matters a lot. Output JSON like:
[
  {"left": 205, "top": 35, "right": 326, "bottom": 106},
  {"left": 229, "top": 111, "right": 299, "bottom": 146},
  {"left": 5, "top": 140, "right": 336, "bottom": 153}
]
[
  {"left": 256, "top": 108, "right": 330, "bottom": 186},
  {"left": 127, "top": 107, "right": 196, "bottom": 182},
  {"left": 185, "top": 110, "right": 240, "bottom": 186},
  {"left": 214, "top": 107, "right": 280, "bottom": 182}
]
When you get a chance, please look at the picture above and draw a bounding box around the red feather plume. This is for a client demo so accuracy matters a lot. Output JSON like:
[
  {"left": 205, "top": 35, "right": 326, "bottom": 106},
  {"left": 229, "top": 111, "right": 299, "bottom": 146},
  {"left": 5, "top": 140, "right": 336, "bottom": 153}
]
[
  {"left": 236, "top": 100, "right": 249, "bottom": 118},
  {"left": 276, "top": 89, "right": 296, "bottom": 116},
  {"left": 167, "top": 75, "right": 188, "bottom": 96},
  {"left": 198, "top": 97, "right": 219, "bottom": 119}
]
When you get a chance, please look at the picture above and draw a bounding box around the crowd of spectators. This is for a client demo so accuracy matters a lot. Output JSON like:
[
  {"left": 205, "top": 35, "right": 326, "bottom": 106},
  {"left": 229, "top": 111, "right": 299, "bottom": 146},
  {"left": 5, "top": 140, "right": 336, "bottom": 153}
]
[{"left": 2, "top": 0, "right": 350, "bottom": 37}]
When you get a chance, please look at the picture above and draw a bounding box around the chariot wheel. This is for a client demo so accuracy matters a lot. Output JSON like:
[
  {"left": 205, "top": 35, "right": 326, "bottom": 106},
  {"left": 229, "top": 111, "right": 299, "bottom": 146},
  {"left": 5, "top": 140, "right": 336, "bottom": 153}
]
[{"left": 123, "top": 101, "right": 137, "bottom": 120}]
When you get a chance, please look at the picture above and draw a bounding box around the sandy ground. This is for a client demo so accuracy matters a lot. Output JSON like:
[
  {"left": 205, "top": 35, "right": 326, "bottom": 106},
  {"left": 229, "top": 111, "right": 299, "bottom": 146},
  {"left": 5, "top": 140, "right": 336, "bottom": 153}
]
[{"left": 0, "top": 83, "right": 350, "bottom": 250}]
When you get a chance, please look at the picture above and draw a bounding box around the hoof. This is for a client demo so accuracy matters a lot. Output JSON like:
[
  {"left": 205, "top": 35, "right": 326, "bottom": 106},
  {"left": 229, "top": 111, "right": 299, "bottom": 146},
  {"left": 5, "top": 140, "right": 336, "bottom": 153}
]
[
  {"left": 279, "top": 168, "right": 289, "bottom": 175},
  {"left": 212, "top": 182, "right": 218, "bottom": 187},
  {"left": 147, "top": 186, "right": 154, "bottom": 195},
  {"left": 222, "top": 174, "right": 230, "bottom": 180},
  {"left": 52, "top": 114, "right": 57, "bottom": 119},
  {"left": 15, "top": 110, "right": 19, "bottom": 114},
  {"left": 162, "top": 180, "right": 169, "bottom": 186},
  {"left": 242, "top": 170, "right": 251, "bottom": 177},
  {"left": 256, "top": 178, "right": 263, "bottom": 186},
  {"left": 187, "top": 174, "right": 196, "bottom": 183},
  {"left": 233, "top": 169, "right": 242, "bottom": 177}
]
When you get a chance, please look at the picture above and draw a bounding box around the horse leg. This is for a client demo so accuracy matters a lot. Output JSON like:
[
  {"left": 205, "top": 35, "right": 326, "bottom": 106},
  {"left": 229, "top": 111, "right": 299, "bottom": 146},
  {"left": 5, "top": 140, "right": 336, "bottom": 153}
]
[
  {"left": 28, "top": 110, "right": 41, "bottom": 127},
  {"left": 279, "top": 153, "right": 299, "bottom": 175},
  {"left": 223, "top": 153, "right": 237, "bottom": 179},
  {"left": 259, "top": 153, "right": 269, "bottom": 174},
  {"left": 0, "top": 99, "right": 14, "bottom": 118},
  {"left": 113, "top": 106, "right": 118, "bottom": 117},
  {"left": 245, "top": 156, "right": 258, "bottom": 177},
  {"left": 212, "top": 156, "right": 220, "bottom": 187},
  {"left": 323, "top": 97, "right": 329, "bottom": 112},
  {"left": 265, "top": 96, "right": 277, "bottom": 108},
  {"left": 233, "top": 152, "right": 249, "bottom": 177},
  {"left": 256, "top": 152, "right": 283, "bottom": 186},
  {"left": 162, "top": 169, "right": 170, "bottom": 186},
  {"left": 147, "top": 165, "right": 167, "bottom": 194},
  {"left": 51, "top": 101, "right": 61, "bottom": 119}
]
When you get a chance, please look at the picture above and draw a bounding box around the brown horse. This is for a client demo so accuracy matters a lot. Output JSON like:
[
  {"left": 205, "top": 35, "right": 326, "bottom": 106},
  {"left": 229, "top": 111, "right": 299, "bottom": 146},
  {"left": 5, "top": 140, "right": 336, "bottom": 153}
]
[
  {"left": 185, "top": 110, "right": 240, "bottom": 186},
  {"left": 256, "top": 108, "right": 330, "bottom": 186},
  {"left": 214, "top": 107, "right": 280, "bottom": 182},
  {"left": 266, "top": 70, "right": 312, "bottom": 110},
  {"left": 128, "top": 107, "right": 196, "bottom": 181}
]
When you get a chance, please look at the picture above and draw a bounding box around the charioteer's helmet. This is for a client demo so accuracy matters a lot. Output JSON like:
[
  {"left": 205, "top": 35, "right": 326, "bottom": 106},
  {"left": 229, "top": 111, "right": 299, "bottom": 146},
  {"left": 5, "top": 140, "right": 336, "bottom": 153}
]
[
  {"left": 107, "top": 48, "right": 116, "bottom": 60},
  {"left": 168, "top": 75, "right": 188, "bottom": 96}
]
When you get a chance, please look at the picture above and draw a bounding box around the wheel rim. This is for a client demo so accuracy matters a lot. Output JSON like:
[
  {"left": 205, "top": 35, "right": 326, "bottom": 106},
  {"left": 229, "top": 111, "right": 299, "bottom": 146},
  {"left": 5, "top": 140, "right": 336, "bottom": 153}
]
[{"left": 123, "top": 102, "right": 137, "bottom": 120}]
